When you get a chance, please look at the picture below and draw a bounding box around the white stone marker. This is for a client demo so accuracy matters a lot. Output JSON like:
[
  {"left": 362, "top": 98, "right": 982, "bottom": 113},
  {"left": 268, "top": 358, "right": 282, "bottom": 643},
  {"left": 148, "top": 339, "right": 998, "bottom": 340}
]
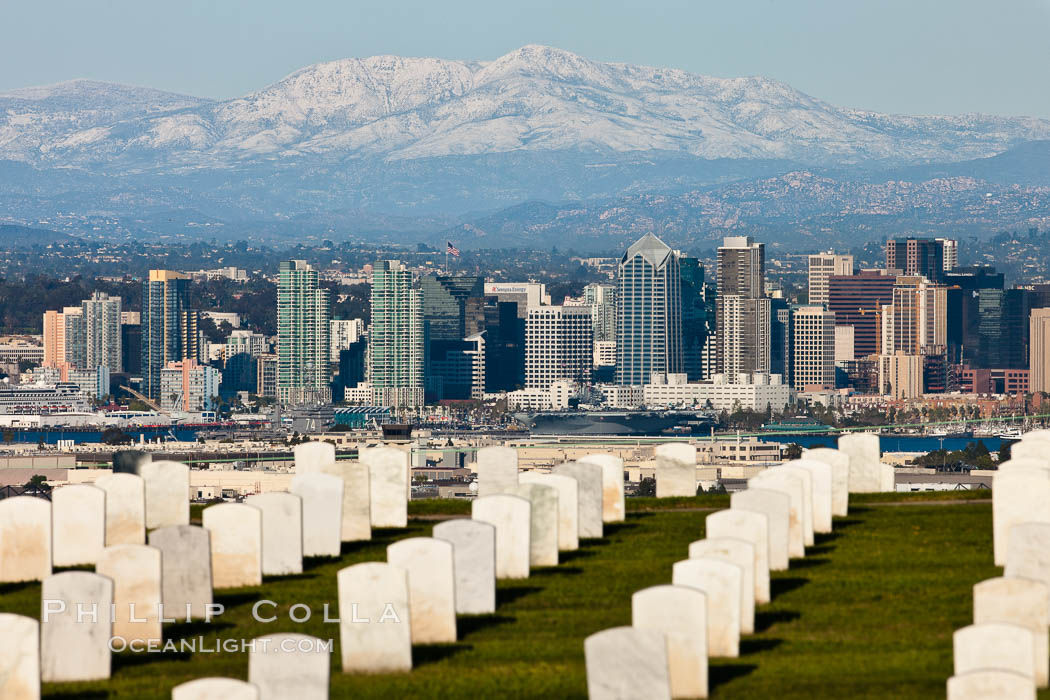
[
  {"left": 553, "top": 461, "right": 604, "bottom": 539},
  {"left": 52, "top": 483, "right": 106, "bottom": 567},
  {"left": 838, "top": 432, "right": 890, "bottom": 492},
  {"left": 792, "top": 458, "right": 833, "bottom": 534},
  {"left": 804, "top": 447, "right": 850, "bottom": 516},
  {"left": 433, "top": 518, "right": 496, "bottom": 615},
  {"left": 294, "top": 441, "right": 336, "bottom": 473},
  {"left": 202, "top": 503, "right": 262, "bottom": 588},
  {"left": 578, "top": 453, "right": 626, "bottom": 523},
  {"left": 303, "top": 461, "right": 371, "bottom": 542},
  {"left": 654, "top": 443, "right": 696, "bottom": 498},
  {"left": 95, "top": 472, "right": 146, "bottom": 546},
  {"left": 291, "top": 472, "right": 344, "bottom": 558},
  {"left": 1004, "top": 442, "right": 1050, "bottom": 463},
  {"left": 172, "top": 677, "right": 260, "bottom": 700},
  {"left": 361, "top": 446, "right": 409, "bottom": 528},
  {"left": 149, "top": 525, "right": 212, "bottom": 619},
  {"left": 688, "top": 537, "right": 755, "bottom": 634},
  {"left": 631, "top": 585, "right": 707, "bottom": 699},
  {"left": 520, "top": 471, "right": 579, "bottom": 551},
  {"left": 248, "top": 632, "right": 329, "bottom": 700},
  {"left": 472, "top": 494, "right": 531, "bottom": 579},
  {"left": 776, "top": 465, "right": 815, "bottom": 546},
  {"left": 748, "top": 471, "right": 805, "bottom": 558},
  {"left": 947, "top": 670, "right": 1036, "bottom": 700},
  {"left": 96, "top": 544, "right": 162, "bottom": 645},
  {"left": 731, "top": 488, "right": 790, "bottom": 572},
  {"left": 0, "top": 613, "right": 39, "bottom": 700},
  {"left": 337, "top": 562, "right": 412, "bottom": 673},
  {"left": 40, "top": 571, "right": 112, "bottom": 682},
  {"left": 1005, "top": 523, "right": 1050, "bottom": 604},
  {"left": 672, "top": 558, "right": 742, "bottom": 658},
  {"left": 245, "top": 492, "right": 303, "bottom": 576},
  {"left": 993, "top": 464, "right": 1050, "bottom": 565},
  {"left": 974, "top": 576, "right": 1050, "bottom": 688},
  {"left": 387, "top": 537, "right": 457, "bottom": 644},
  {"left": 140, "top": 460, "right": 190, "bottom": 529},
  {"left": 707, "top": 509, "right": 770, "bottom": 604},
  {"left": 0, "top": 495, "right": 51, "bottom": 583},
  {"left": 585, "top": 627, "right": 672, "bottom": 700},
  {"left": 476, "top": 445, "right": 519, "bottom": 496},
  {"left": 509, "top": 482, "right": 560, "bottom": 567},
  {"left": 953, "top": 622, "right": 1035, "bottom": 679}
]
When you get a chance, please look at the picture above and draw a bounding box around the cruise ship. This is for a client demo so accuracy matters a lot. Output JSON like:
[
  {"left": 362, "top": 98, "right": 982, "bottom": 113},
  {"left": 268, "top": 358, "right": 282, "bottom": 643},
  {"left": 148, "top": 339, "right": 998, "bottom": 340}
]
[
  {"left": 514, "top": 409, "right": 716, "bottom": 436},
  {"left": 0, "top": 382, "right": 91, "bottom": 414}
]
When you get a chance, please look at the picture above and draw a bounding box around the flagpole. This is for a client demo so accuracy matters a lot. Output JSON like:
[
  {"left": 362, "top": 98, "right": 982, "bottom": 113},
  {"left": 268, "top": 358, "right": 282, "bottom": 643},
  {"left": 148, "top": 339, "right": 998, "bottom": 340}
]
[{"left": 445, "top": 248, "right": 449, "bottom": 274}]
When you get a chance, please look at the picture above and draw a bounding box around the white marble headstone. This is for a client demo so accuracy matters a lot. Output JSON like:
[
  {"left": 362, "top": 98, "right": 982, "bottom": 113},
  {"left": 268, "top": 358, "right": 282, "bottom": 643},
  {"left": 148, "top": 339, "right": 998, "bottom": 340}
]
[
  {"left": 305, "top": 461, "right": 371, "bottom": 541},
  {"left": 291, "top": 472, "right": 344, "bottom": 558},
  {"left": 520, "top": 471, "right": 579, "bottom": 551},
  {"left": 803, "top": 447, "right": 850, "bottom": 516},
  {"left": 40, "top": 571, "right": 113, "bottom": 682},
  {"left": 509, "top": 482, "right": 560, "bottom": 567},
  {"left": 95, "top": 472, "right": 146, "bottom": 546},
  {"left": 774, "top": 465, "right": 814, "bottom": 546},
  {"left": 953, "top": 622, "right": 1035, "bottom": 679},
  {"left": 294, "top": 441, "right": 336, "bottom": 473},
  {"left": 974, "top": 576, "right": 1050, "bottom": 687},
  {"left": 245, "top": 492, "right": 304, "bottom": 576},
  {"left": 96, "top": 544, "right": 162, "bottom": 645},
  {"left": 552, "top": 461, "right": 603, "bottom": 539},
  {"left": 52, "top": 484, "right": 106, "bottom": 567},
  {"left": 433, "top": 518, "right": 496, "bottom": 615},
  {"left": 838, "top": 432, "right": 890, "bottom": 492},
  {"left": 631, "top": 585, "right": 706, "bottom": 699},
  {"left": 0, "top": 495, "right": 52, "bottom": 582},
  {"left": 688, "top": 537, "right": 755, "bottom": 635},
  {"left": 584, "top": 626, "right": 672, "bottom": 700},
  {"left": 248, "top": 632, "right": 330, "bottom": 700},
  {"left": 476, "top": 445, "right": 519, "bottom": 497},
  {"left": 791, "top": 458, "right": 833, "bottom": 534},
  {"left": 1005, "top": 523, "right": 1050, "bottom": 606},
  {"left": 361, "top": 447, "right": 409, "bottom": 528},
  {"left": 672, "top": 558, "right": 742, "bottom": 658},
  {"left": 337, "top": 562, "right": 412, "bottom": 673},
  {"left": 148, "top": 525, "right": 213, "bottom": 620},
  {"left": 578, "top": 453, "right": 626, "bottom": 523},
  {"left": 654, "top": 443, "right": 696, "bottom": 498},
  {"left": 202, "top": 503, "right": 262, "bottom": 588},
  {"left": 747, "top": 471, "right": 805, "bottom": 558},
  {"left": 172, "top": 677, "right": 260, "bottom": 700},
  {"left": 0, "top": 613, "right": 39, "bottom": 700},
  {"left": 730, "top": 488, "right": 791, "bottom": 572},
  {"left": 387, "top": 537, "right": 457, "bottom": 643},
  {"left": 993, "top": 464, "right": 1050, "bottom": 565},
  {"left": 140, "top": 459, "right": 190, "bottom": 529},
  {"left": 947, "top": 670, "right": 1036, "bottom": 700},
  {"left": 472, "top": 494, "right": 531, "bottom": 579},
  {"left": 706, "top": 508, "right": 770, "bottom": 604}
]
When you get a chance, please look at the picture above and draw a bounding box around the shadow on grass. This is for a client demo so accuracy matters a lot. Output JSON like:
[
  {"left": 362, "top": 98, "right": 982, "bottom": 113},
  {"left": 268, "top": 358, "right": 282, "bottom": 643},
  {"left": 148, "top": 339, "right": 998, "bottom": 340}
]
[
  {"left": 496, "top": 585, "right": 543, "bottom": 606},
  {"left": 788, "top": 557, "right": 830, "bottom": 570},
  {"left": 214, "top": 591, "right": 261, "bottom": 610},
  {"left": 741, "top": 637, "right": 783, "bottom": 654},
  {"left": 770, "top": 577, "right": 809, "bottom": 597},
  {"left": 601, "top": 522, "right": 639, "bottom": 536},
  {"left": 303, "top": 555, "right": 343, "bottom": 571},
  {"left": 625, "top": 512, "right": 656, "bottom": 520},
  {"left": 558, "top": 549, "right": 597, "bottom": 564},
  {"left": 413, "top": 643, "right": 473, "bottom": 667},
  {"left": 709, "top": 662, "right": 758, "bottom": 690},
  {"left": 532, "top": 566, "right": 583, "bottom": 577},
  {"left": 805, "top": 545, "right": 836, "bottom": 556},
  {"left": 754, "top": 609, "right": 801, "bottom": 632},
  {"left": 112, "top": 648, "right": 193, "bottom": 671},
  {"left": 457, "top": 613, "right": 516, "bottom": 639},
  {"left": 263, "top": 572, "right": 318, "bottom": 584},
  {"left": 341, "top": 539, "right": 391, "bottom": 556},
  {"left": 0, "top": 581, "right": 36, "bottom": 595},
  {"left": 165, "top": 618, "right": 235, "bottom": 640},
  {"left": 46, "top": 692, "right": 108, "bottom": 699},
  {"left": 813, "top": 531, "right": 842, "bottom": 545}
]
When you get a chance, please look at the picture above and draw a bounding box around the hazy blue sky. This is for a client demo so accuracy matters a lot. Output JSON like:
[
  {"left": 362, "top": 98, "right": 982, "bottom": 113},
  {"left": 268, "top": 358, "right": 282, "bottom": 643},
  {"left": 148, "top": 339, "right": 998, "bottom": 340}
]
[{"left": 3, "top": 0, "right": 1049, "bottom": 117}]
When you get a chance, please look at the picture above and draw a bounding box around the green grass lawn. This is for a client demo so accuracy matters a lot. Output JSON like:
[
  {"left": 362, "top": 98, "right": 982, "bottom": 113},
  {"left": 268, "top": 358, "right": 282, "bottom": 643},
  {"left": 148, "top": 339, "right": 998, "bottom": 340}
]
[{"left": 0, "top": 495, "right": 1008, "bottom": 698}]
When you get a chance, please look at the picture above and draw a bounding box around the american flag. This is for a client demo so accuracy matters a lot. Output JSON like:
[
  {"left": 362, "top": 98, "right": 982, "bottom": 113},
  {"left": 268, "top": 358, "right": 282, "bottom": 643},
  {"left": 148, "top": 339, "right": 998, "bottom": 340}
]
[{"left": 446, "top": 240, "right": 460, "bottom": 257}]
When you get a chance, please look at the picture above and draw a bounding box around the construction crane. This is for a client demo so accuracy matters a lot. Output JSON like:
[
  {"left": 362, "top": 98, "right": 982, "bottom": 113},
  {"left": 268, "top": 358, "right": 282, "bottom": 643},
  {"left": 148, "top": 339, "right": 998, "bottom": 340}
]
[{"left": 120, "top": 385, "right": 173, "bottom": 417}]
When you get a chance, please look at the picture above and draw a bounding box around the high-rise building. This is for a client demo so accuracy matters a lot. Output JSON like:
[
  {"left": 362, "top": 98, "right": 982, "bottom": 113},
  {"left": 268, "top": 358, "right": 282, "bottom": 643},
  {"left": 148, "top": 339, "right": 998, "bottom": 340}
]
[
  {"left": 938, "top": 238, "right": 959, "bottom": 272},
  {"left": 333, "top": 339, "right": 368, "bottom": 402},
  {"left": 141, "top": 270, "right": 200, "bottom": 400},
  {"left": 680, "top": 257, "right": 714, "bottom": 381},
  {"left": 880, "top": 276, "right": 948, "bottom": 356},
  {"left": 584, "top": 283, "right": 617, "bottom": 342},
  {"left": 769, "top": 297, "right": 790, "bottom": 378},
  {"left": 421, "top": 275, "right": 485, "bottom": 401},
  {"left": 716, "top": 236, "right": 769, "bottom": 375},
  {"left": 483, "top": 283, "right": 550, "bottom": 319},
  {"left": 827, "top": 270, "right": 897, "bottom": 359},
  {"left": 276, "top": 260, "right": 331, "bottom": 405},
  {"left": 428, "top": 334, "right": 486, "bottom": 401},
  {"left": 81, "top": 292, "right": 122, "bottom": 373},
  {"left": 159, "top": 359, "right": 222, "bottom": 412},
  {"left": 221, "top": 330, "right": 267, "bottom": 396},
  {"left": 807, "top": 252, "right": 854, "bottom": 306},
  {"left": 526, "top": 305, "right": 593, "bottom": 390},
  {"left": 885, "top": 238, "right": 946, "bottom": 282},
  {"left": 1030, "top": 309, "right": 1050, "bottom": 394},
  {"left": 256, "top": 354, "right": 277, "bottom": 398},
  {"left": 42, "top": 310, "right": 64, "bottom": 368},
  {"left": 370, "top": 260, "right": 424, "bottom": 408},
  {"left": 482, "top": 298, "right": 525, "bottom": 392},
  {"left": 615, "top": 234, "right": 682, "bottom": 385},
  {"left": 945, "top": 266, "right": 1005, "bottom": 366},
  {"left": 330, "top": 318, "right": 365, "bottom": 362},
  {"left": 790, "top": 305, "right": 836, "bottom": 391}
]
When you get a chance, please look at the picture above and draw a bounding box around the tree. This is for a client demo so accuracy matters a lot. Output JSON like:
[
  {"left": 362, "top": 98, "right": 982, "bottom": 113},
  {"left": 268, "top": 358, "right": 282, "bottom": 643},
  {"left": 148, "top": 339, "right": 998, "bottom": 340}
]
[
  {"left": 101, "top": 427, "right": 132, "bottom": 446},
  {"left": 23, "top": 474, "right": 50, "bottom": 494},
  {"left": 783, "top": 443, "right": 804, "bottom": 460},
  {"left": 637, "top": 477, "right": 656, "bottom": 497}
]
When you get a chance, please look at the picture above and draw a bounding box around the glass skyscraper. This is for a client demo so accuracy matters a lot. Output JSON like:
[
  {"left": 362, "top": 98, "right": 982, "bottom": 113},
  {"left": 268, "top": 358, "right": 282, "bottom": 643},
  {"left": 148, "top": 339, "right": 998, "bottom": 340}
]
[
  {"left": 615, "top": 233, "right": 683, "bottom": 385},
  {"left": 370, "top": 260, "right": 424, "bottom": 408},
  {"left": 277, "top": 260, "right": 331, "bottom": 405},
  {"left": 141, "top": 270, "right": 199, "bottom": 400}
]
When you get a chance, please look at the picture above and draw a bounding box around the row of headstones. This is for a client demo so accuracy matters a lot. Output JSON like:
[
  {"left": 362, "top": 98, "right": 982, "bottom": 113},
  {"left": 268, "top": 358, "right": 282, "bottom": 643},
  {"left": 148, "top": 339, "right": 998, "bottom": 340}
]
[
  {"left": 581, "top": 435, "right": 900, "bottom": 699},
  {"left": 0, "top": 443, "right": 418, "bottom": 699},
  {"left": 948, "top": 429, "right": 1050, "bottom": 699}
]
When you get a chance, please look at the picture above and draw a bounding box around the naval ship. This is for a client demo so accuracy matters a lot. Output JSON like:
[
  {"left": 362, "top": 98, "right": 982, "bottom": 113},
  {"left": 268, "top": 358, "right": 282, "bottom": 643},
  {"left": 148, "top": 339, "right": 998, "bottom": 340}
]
[{"left": 513, "top": 409, "right": 716, "bottom": 436}]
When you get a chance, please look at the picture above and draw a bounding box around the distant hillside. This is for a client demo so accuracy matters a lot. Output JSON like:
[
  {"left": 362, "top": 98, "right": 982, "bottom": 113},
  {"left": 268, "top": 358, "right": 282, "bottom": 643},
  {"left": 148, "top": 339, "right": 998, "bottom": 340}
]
[{"left": 0, "top": 224, "right": 75, "bottom": 247}]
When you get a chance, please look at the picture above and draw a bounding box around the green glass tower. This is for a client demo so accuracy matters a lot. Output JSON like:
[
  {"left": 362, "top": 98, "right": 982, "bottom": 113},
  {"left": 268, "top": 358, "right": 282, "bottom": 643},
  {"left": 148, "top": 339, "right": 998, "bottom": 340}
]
[
  {"left": 370, "top": 260, "right": 425, "bottom": 408},
  {"left": 277, "top": 260, "right": 331, "bottom": 405}
]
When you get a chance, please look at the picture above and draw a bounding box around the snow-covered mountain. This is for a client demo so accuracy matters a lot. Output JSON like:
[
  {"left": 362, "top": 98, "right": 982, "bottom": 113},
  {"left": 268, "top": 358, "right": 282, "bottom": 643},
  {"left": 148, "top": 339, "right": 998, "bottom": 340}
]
[{"left": 3, "top": 45, "right": 1050, "bottom": 170}]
